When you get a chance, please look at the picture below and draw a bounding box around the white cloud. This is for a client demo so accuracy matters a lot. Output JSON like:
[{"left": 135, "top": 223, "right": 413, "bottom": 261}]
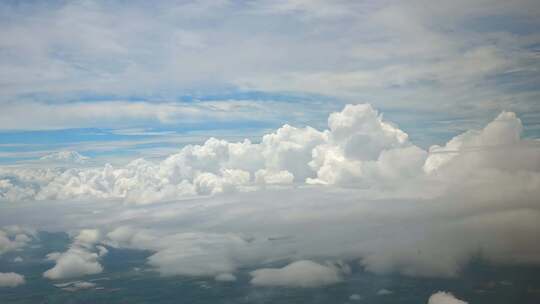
[
  {"left": 40, "top": 151, "right": 89, "bottom": 164},
  {"left": 106, "top": 227, "right": 245, "bottom": 277},
  {"left": 43, "top": 229, "right": 106, "bottom": 280},
  {"left": 0, "top": 226, "right": 35, "bottom": 255},
  {"left": 0, "top": 100, "right": 289, "bottom": 130},
  {"left": 0, "top": 103, "right": 539, "bottom": 282},
  {"left": 1, "top": 104, "right": 424, "bottom": 204},
  {"left": 424, "top": 111, "right": 539, "bottom": 176},
  {"left": 54, "top": 280, "right": 97, "bottom": 292},
  {"left": 254, "top": 169, "right": 294, "bottom": 185},
  {"left": 0, "top": 0, "right": 538, "bottom": 134},
  {"left": 250, "top": 260, "right": 343, "bottom": 287},
  {"left": 428, "top": 291, "right": 467, "bottom": 304},
  {"left": 377, "top": 289, "right": 393, "bottom": 296},
  {"left": 214, "top": 273, "right": 237, "bottom": 282},
  {"left": 0, "top": 272, "right": 25, "bottom": 287}
]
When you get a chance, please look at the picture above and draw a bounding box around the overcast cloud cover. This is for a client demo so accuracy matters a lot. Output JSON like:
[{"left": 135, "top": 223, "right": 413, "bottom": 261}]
[{"left": 1, "top": 0, "right": 540, "bottom": 303}]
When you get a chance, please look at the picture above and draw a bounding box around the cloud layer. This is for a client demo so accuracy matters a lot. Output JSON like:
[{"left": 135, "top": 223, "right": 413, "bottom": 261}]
[
  {"left": 0, "top": 103, "right": 539, "bottom": 284},
  {"left": 0, "top": 104, "right": 427, "bottom": 203}
]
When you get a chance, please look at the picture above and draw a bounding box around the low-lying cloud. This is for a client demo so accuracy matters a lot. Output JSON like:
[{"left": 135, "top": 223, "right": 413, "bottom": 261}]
[
  {"left": 250, "top": 260, "right": 345, "bottom": 287},
  {"left": 0, "top": 272, "right": 25, "bottom": 287},
  {"left": 428, "top": 291, "right": 468, "bottom": 304},
  {"left": 43, "top": 229, "right": 106, "bottom": 280},
  {"left": 0, "top": 226, "right": 35, "bottom": 255}
]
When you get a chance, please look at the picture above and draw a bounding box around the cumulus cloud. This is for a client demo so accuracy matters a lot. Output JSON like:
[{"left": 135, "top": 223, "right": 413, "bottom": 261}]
[
  {"left": 0, "top": 272, "right": 25, "bottom": 287},
  {"left": 424, "top": 111, "right": 539, "bottom": 175},
  {"left": 250, "top": 260, "right": 344, "bottom": 287},
  {"left": 106, "top": 227, "right": 246, "bottom": 277},
  {"left": 0, "top": 104, "right": 425, "bottom": 204},
  {"left": 8, "top": 101, "right": 533, "bottom": 205},
  {"left": 0, "top": 226, "right": 35, "bottom": 255},
  {"left": 428, "top": 291, "right": 467, "bottom": 304},
  {"left": 0, "top": 103, "right": 539, "bottom": 282},
  {"left": 43, "top": 229, "right": 106, "bottom": 280}
]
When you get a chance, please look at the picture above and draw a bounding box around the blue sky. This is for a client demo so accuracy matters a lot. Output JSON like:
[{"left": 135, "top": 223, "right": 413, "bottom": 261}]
[{"left": 1, "top": 0, "right": 540, "bottom": 163}]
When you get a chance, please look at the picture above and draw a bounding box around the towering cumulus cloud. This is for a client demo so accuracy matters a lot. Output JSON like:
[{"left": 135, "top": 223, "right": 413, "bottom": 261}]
[
  {"left": 0, "top": 104, "right": 427, "bottom": 203},
  {"left": 1, "top": 103, "right": 539, "bottom": 283}
]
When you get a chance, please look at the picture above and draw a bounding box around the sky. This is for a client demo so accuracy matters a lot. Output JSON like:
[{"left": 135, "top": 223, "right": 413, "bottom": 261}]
[
  {"left": 1, "top": 0, "right": 540, "bottom": 163},
  {"left": 1, "top": 1, "right": 540, "bottom": 303}
]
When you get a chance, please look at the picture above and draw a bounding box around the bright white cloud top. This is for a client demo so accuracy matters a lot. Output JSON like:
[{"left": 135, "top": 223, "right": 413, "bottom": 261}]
[
  {"left": 1, "top": 103, "right": 538, "bottom": 205},
  {"left": 0, "top": 103, "right": 539, "bottom": 285}
]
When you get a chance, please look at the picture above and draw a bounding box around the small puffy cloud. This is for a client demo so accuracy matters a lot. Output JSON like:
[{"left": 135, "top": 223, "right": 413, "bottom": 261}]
[
  {"left": 43, "top": 229, "right": 105, "bottom": 280},
  {"left": 0, "top": 272, "right": 25, "bottom": 287},
  {"left": 43, "top": 247, "right": 103, "bottom": 280},
  {"left": 349, "top": 294, "right": 362, "bottom": 301},
  {"left": 377, "top": 288, "right": 393, "bottom": 295},
  {"left": 54, "top": 280, "right": 97, "bottom": 292},
  {"left": 13, "top": 256, "right": 23, "bottom": 263},
  {"left": 0, "top": 226, "right": 35, "bottom": 255},
  {"left": 214, "top": 273, "right": 237, "bottom": 282},
  {"left": 428, "top": 291, "right": 467, "bottom": 304},
  {"left": 74, "top": 229, "right": 101, "bottom": 247},
  {"left": 250, "top": 260, "right": 343, "bottom": 288},
  {"left": 96, "top": 245, "right": 108, "bottom": 257}
]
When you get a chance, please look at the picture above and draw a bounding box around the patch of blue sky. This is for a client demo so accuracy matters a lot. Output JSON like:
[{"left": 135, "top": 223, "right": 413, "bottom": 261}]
[
  {"left": 17, "top": 89, "right": 335, "bottom": 105},
  {"left": 0, "top": 128, "right": 134, "bottom": 145},
  {"left": 0, "top": 119, "right": 280, "bottom": 163}
]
